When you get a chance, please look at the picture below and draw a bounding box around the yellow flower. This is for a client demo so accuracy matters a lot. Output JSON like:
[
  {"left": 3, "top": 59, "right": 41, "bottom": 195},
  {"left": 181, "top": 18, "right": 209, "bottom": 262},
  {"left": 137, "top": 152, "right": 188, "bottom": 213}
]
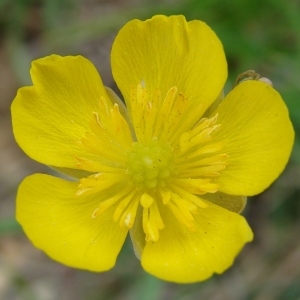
[{"left": 11, "top": 15, "right": 294, "bottom": 283}]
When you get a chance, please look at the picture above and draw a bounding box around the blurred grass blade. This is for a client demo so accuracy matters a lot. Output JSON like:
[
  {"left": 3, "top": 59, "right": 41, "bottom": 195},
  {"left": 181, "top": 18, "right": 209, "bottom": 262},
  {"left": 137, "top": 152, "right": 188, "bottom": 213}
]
[{"left": 0, "top": 218, "right": 22, "bottom": 236}]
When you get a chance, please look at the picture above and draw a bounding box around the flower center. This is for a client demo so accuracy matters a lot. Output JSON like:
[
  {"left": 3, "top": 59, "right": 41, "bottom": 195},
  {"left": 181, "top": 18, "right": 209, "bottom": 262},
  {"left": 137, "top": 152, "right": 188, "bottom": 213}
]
[
  {"left": 126, "top": 139, "right": 175, "bottom": 190},
  {"left": 75, "top": 87, "right": 228, "bottom": 244}
]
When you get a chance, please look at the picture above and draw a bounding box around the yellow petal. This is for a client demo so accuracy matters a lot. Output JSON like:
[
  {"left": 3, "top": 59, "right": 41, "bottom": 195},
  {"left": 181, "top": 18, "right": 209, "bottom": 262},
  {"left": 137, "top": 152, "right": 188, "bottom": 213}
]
[
  {"left": 11, "top": 55, "right": 113, "bottom": 168},
  {"left": 201, "top": 192, "right": 247, "bottom": 213},
  {"left": 212, "top": 80, "right": 294, "bottom": 196},
  {"left": 105, "top": 86, "right": 131, "bottom": 127},
  {"left": 141, "top": 202, "right": 253, "bottom": 283},
  {"left": 111, "top": 15, "right": 227, "bottom": 128},
  {"left": 129, "top": 191, "right": 245, "bottom": 261},
  {"left": 16, "top": 174, "right": 127, "bottom": 271}
]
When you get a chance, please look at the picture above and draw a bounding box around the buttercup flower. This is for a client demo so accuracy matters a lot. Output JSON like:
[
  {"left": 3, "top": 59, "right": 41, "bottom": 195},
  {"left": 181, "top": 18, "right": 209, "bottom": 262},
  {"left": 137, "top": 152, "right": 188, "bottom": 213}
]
[{"left": 12, "top": 15, "right": 294, "bottom": 283}]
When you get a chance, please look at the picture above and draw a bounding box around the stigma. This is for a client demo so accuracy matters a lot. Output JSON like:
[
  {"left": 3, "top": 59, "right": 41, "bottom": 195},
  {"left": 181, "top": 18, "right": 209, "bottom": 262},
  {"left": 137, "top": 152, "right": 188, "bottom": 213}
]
[{"left": 126, "top": 139, "right": 175, "bottom": 190}]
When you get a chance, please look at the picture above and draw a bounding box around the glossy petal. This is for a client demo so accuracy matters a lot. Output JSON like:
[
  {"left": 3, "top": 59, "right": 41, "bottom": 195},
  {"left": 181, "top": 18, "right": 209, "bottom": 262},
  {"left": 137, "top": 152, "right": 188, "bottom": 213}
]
[
  {"left": 212, "top": 80, "right": 294, "bottom": 196},
  {"left": 16, "top": 174, "right": 128, "bottom": 271},
  {"left": 111, "top": 15, "right": 227, "bottom": 127},
  {"left": 11, "top": 55, "right": 112, "bottom": 168},
  {"left": 141, "top": 201, "right": 253, "bottom": 283}
]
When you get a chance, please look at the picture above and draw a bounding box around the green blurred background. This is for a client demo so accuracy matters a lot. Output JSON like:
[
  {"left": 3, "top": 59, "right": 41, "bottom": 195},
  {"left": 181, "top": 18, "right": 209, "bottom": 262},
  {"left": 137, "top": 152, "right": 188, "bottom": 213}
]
[{"left": 0, "top": 0, "right": 299, "bottom": 299}]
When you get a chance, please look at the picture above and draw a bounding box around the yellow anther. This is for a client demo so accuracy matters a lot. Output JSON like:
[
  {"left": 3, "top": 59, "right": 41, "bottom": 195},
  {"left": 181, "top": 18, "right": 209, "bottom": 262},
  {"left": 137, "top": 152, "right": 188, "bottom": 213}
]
[{"left": 140, "top": 193, "right": 154, "bottom": 208}]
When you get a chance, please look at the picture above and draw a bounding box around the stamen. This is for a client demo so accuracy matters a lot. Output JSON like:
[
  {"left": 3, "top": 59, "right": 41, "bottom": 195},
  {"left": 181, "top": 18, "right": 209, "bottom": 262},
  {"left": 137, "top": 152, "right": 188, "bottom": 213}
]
[
  {"left": 178, "top": 114, "right": 220, "bottom": 154},
  {"left": 113, "top": 190, "right": 137, "bottom": 222},
  {"left": 92, "top": 197, "right": 119, "bottom": 218},
  {"left": 76, "top": 173, "right": 125, "bottom": 196},
  {"left": 130, "top": 85, "right": 189, "bottom": 144},
  {"left": 171, "top": 192, "right": 198, "bottom": 214},
  {"left": 75, "top": 84, "right": 230, "bottom": 244},
  {"left": 74, "top": 156, "right": 125, "bottom": 173},
  {"left": 177, "top": 163, "right": 227, "bottom": 178},
  {"left": 158, "top": 187, "right": 171, "bottom": 205},
  {"left": 175, "top": 142, "right": 224, "bottom": 162},
  {"left": 172, "top": 178, "right": 218, "bottom": 195},
  {"left": 176, "top": 154, "right": 228, "bottom": 170},
  {"left": 119, "top": 194, "right": 140, "bottom": 228},
  {"left": 77, "top": 98, "right": 133, "bottom": 175},
  {"left": 81, "top": 109, "right": 131, "bottom": 157},
  {"left": 91, "top": 185, "right": 135, "bottom": 218},
  {"left": 167, "top": 199, "right": 196, "bottom": 231},
  {"left": 168, "top": 184, "right": 208, "bottom": 209},
  {"left": 140, "top": 193, "right": 154, "bottom": 208},
  {"left": 130, "top": 84, "right": 148, "bottom": 142},
  {"left": 142, "top": 199, "right": 164, "bottom": 242},
  {"left": 153, "top": 87, "right": 181, "bottom": 139}
]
